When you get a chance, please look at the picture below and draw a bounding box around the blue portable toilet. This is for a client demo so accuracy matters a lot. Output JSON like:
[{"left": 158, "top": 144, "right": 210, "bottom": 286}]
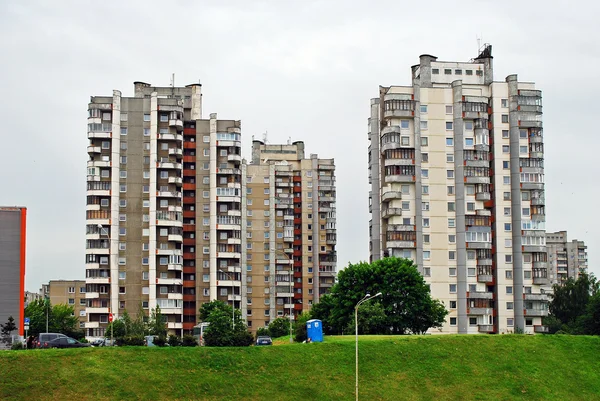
[{"left": 306, "top": 319, "right": 323, "bottom": 342}]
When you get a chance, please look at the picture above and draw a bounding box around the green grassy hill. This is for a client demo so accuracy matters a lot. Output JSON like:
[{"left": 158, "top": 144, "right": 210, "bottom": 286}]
[{"left": 1, "top": 335, "right": 599, "bottom": 401}]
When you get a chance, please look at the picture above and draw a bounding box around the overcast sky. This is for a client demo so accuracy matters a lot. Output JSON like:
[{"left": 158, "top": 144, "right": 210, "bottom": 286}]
[{"left": 0, "top": 0, "right": 597, "bottom": 292}]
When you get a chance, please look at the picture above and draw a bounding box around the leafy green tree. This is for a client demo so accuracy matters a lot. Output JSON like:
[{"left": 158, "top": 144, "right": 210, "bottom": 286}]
[
  {"left": 316, "top": 257, "right": 448, "bottom": 335},
  {"left": 347, "top": 302, "right": 388, "bottom": 335},
  {"left": 256, "top": 327, "right": 269, "bottom": 337},
  {"left": 266, "top": 317, "right": 290, "bottom": 338},
  {"left": 23, "top": 299, "right": 81, "bottom": 338},
  {"left": 581, "top": 293, "right": 600, "bottom": 335},
  {"left": 0, "top": 316, "right": 17, "bottom": 346},
  {"left": 294, "top": 312, "right": 311, "bottom": 343},
  {"left": 547, "top": 273, "right": 598, "bottom": 334},
  {"left": 310, "top": 293, "right": 337, "bottom": 334},
  {"left": 168, "top": 335, "right": 181, "bottom": 347},
  {"left": 182, "top": 335, "right": 198, "bottom": 347},
  {"left": 149, "top": 306, "right": 167, "bottom": 338},
  {"left": 199, "top": 301, "right": 253, "bottom": 347}
]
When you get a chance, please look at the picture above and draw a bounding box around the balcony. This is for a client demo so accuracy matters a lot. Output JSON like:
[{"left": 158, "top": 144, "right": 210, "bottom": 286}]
[
  {"left": 384, "top": 158, "right": 414, "bottom": 167},
  {"left": 475, "top": 192, "right": 491, "bottom": 201},
  {"left": 534, "top": 325, "right": 550, "bottom": 334},
  {"left": 158, "top": 133, "right": 183, "bottom": 142},
  {"left": 532, "top": 261, "right": 547, "bottom": 269},
  {"left": 169, "top": 119, "right": 184, "bottom": 130},
  {"left": 478, "top": 324, "right": 495, "bottom": 333},
  {"left": 183, "top": 142, "right": 196, "bottom": 149},
  {"left": 518, "top": 120, "right": 543, "bottom": 128},
  {"left": 466, "top": 242, "right": 492, "bottom": 250},
  {"left": 167, "top": 322, "right": 183, "bottom": 330},
  {"left": 168, "top": 234, "right": 183, "bottom": 242},
  {"left": 523, "top": 245, "right": 545, "bottom": 253},
  {"left": 467, "top": 291, "right": 494, "bottom": 300},
  {"left": 87, "top": 131, "right": 111, "bottom": 139},
  {"left": 167, "top": 293, "right": 184, "bottom": 300},
  {"left": 85, "top": 292, "right": 100, "bottom": 299},
  {"left": 217, "top": 168, "right": 241, "bottom": 175},
  {"left": 168, "top": 263, "right": 183, "bottom": 271},
  {"left": 276, "top": 292, "right": 294, "bottom": 298},
  {"left": 381, "top": 208, "right": 402, "bottom": 219},
  {"left": 382, "top": 98, "right": 415, "bottom": 119},
  {"left": 470, "top": 307, "right": 493, "bottom": 315},
  {"left": 521, "top": 182, "right": 544, "bottom": 190},
  {"left": 158, "top": 162, "right": 183, "bottom": 170},
  {"left": 531, "top": 197, "right": 545, "bottom": 206},
  {"left": 228, "top": 154, "right": 242, "bottom": 163},
  {"left": 157, "top": 278, "right": 183, "bottom": 286},
  {"left": 525, "top": 309, "right": 548, "bottom": 317},
  {"left": 228, "top": 294, "right": 242, "bottom": 302},
  {"left": 87, "top": 307, "right": 110, "bottom": 314},
  {"left": 84, "top": 322, "right": 100, "bottom": 329},
  {"left": 533, "top": 276, "right": 550, "bottom": 285},
  {"left": 86, "top": 277, "right": 110, "bottom": 284},
  {"left": 387, "top": 240, "right": 415, "bottom": 249},
  {"left": 87, "top": 145, "right": 101, "bottom": 154},
  {"left": 217, "top": 252, "right": 241, "bottom": 259},
  {"left": 168, "top": 148, "right": 183, "bottom": 157},
  {"left": 384, "top": 174, "right": 415, "bottom": 184},
  {"left": 157, "top": 191, "right": 182, "bottom": 199},
  {"left": 168, "top": 176, "right": 183, "bottom": 185},
  {"left": 477, "top": 274, "right": 494, "bottom": 283},
  {"left": 465, "top": 176, "right": 490, "bottom": 184},
  {"left": 157, "top": 249, "right": 183, "bottom": 256},
  {"left": 524, "top": 293, "right": 549, "bottom": 302}
]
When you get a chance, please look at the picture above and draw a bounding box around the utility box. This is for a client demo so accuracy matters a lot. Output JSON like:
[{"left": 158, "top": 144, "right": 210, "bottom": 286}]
[{"left": 306, "top": 319, "right": 323, "bottom": 342}]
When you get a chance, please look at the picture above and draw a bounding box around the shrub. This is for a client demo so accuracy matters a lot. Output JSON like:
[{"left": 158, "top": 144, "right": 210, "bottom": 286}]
[
  {"left": 267, "top": 317, "right": 290, "bottom": 339},
  {"left": 182, "top": 335, "right": 198, "bottom": 347},
  {"left": 153, "top": 336, "right": 167, "bottom": 347},
  {"left": 256, "top": 327, "right": 269, "bottom": 337},
  {"left": 168, "top": 335, "right": 181, "bottom": 347},
  {"left": 11, "top": 342, "right": 24, "bottom": 350},
  {"left": 123, "top": 335, "right": 145, "bottom": 346},
  {"left": 232, "top": 330, "right": 254, "bottom": 347}
]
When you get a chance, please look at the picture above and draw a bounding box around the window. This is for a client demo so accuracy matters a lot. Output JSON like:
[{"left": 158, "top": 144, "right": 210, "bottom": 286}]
[
  {"left": 520, "top": 146, "right": 528, "bottom": 154},
  {"left": 447, "top": 170, "right": 454, "bottom": 179},
  {"left": 422, "top": 152, "right": 428, "bottom": 162},
  {"left": 421, "top": 202, "right": 429, "bottom": 211},
  {"left": 446, "top": 105, "right": 453, "bottom": 114},
  {"left": 423, "top": 218, "right": 430, "bottom": 227},
  {"left": 501, "top": 115, "right": 509, "bottom": 123},
  {"left": 424, "top": 268, "right": 431, "bottom": 276},
  {"left": 467, "top": 250, "right": 476, "bottom": 260},
  {"left": 401, "top": 120, "right": 409, "bottom": 129},
  {"left": 420, "top": 105, "right": 428, "bottom": 113},
  {"left": 503, "top": 192, "right": 510, "bottom": 200},
  {"left": 468, "top": 268, "right": 476, "bottom": 277},
  {"left": 422, "top": 185, "right": 429, "bottom": 194},
  {"left": 444, "top": 69, "right": 451, "bottom": 75},
  {"left": 447, "top": 202, "right": 455, "bottom": 212},
  {"left": 502, "top": 130, "right": 509, "bottom": 138},
  {"left": 503, "top": 161, "right": 509, "bottom": 169},
  {"left": 423, "top": 251, "right": 430, "bottom": 260},
  {"left": 420, "top": 121, "right": 428, "bottom": 130},
  {"left": 506, "top": 270, "right": 513, "bottom": 279},
  {"left": 448, "top": 268, "right": 457, "bottom": 276},
  {"left": 448, "top": 218, "right": 455, "bottom": 228},
  {"left": 507, "top": 318, "right": 514, "bottom": 327},
  {"left": 455, "top": 69, "right": 462, "bottom": 75},
  {"left": 119, "top": 171, "right": 127, "bottom": 179},
  {"left": 423, "top": 234, "right": 430, "bottom": 244},
  {"left": 421, "top": 169, "right": 428, "bottom": 178},
  {"left": 446, "top": 122, "right": 453, "bottom": 130},
  {"left": 432, "top": 69, "right": 439, "bottom": 74},
  {"left": 522, "top": 208, "right": 530, "bottom": 216},
  {"left": 506, "top": 286, "right": 513, "bottom": 294},
  {"left": 450, "top": 317, "right": 457, "bottom": 326},
  {"left": 448, "top": 235, "right": 456, "bottom": 243},
  {"left": 401, "top": 201, "right": 410, "bottom": 210},
  {"left": 502, "top": 145, "right": 510, "bottom": 153},
  {"left": 506, "top": 255, "right": 513, "bottom": 264},
  {"left": 401, "top": 136, "right": 410, "bottom": 146},
  {"left": 466, "top": 202, "right": 475, "bottom": 212},
  {"left": 505, "top": 238, "right": 512, "bottom": 247},
  {"left": 504, "top": 223, "right": 511, "bottom": 231},
  {"left": 447, "top": 186, "right": 455, "bottom": 196},
  {"left": 449, "top": 251, "right": 456, "bottom": 260},
  {"left": 119, "top": 227, "right": 126, "bottom": 236},
  {"left": 401, "top": 185, "right": 410, "bottom": 194},
  {"left": 524, "top": 270, "right": 532, "bottom": 279},
  {"left": 119, "top": 286, "right": 126, "bottom": 294},
  {"left": 503, "top": 176, "right": 510, "bottom": 185},
  {"left": 501, "top": 99, "right": 508, "bottom": 108},
  {"left": 449, "top": 284, "right": 457, "bottom": 293},
  {"left": 446, "top": 138, "right": 454, "bottom": 146},
  {"left": 465, "top": 121, "right": 473, "bottom": 130},
  {"left": 476, "top": 70, "right": 483, "bottom": 76},
  {"left": 465, "top": 138, "right": 474, "bottom": 146},
  {"left": 449, "top": 301, "right": 457, "bottom": 309}
]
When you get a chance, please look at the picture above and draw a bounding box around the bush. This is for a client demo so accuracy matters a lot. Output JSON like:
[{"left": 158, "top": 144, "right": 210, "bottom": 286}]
[
  {"left": 267, "top": 317, "right": 290, "bottom": 339},
  {"left": 256, "top": 327, "right": 269, "bottom": 337},
  {"left": 182, "top": 335, "right": 198, "bottom": 347},
  {"left": 153, "top": 336, "right": 167, "bottom": 347},
  {"left": 232, "top": 330, "right": 254, "bottom": 346},
  {"left": 168, "top": 335, "right": 181, "bottom": 347},
  {"left": 123, "top": 335, "right": 145, "bottom": 346},
  {"left": 11, "top": 342, "right": 24, "bottom": 350}
]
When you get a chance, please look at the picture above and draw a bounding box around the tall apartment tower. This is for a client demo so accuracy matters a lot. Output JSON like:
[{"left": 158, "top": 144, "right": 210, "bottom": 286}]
[
  {"left": 546, "top": 231, "right": 588, "bottom": 285},
  {"left": 368, "top": 45, "right": 549, "bottom": 334},
  {"left": 0, "top": 206, "right": 26, "bottom": 339},
  {"left": 86, "top": 82, "right": 203, "bottom": 337},
  {"left": 242, "top": 141, "right": 336, "bottom": 329}
]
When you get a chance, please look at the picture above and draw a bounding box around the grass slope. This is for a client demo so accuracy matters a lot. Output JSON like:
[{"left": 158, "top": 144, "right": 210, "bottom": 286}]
[{"left": 1, "top": 335, "right": 599, "bottom": 401}]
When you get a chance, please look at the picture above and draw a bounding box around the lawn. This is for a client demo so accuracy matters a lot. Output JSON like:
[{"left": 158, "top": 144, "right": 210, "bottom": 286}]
[{"left": 1, "top": 335, "right": 599, "bottom": 400}]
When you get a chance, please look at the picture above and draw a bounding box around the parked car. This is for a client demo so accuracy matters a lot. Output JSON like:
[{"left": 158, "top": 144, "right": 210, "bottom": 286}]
[
  {"left": 90, "top": 338, "right": 116, "bottom": 347},
  {"left": 256, "top": 336, "right": 273, "bottom": 346},
  {"left": 37, "top": 333, "right": 68, "bottom": 349},
  {"left": 46, "top": 336, "right": 92, "bottom": 349}
]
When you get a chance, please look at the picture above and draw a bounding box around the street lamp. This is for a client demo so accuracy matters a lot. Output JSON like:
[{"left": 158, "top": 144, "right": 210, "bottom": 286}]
[
  {"left": 218, "top": 269, "right": 236, "bottom": 330},
  {"left": 273, "top": 249, "right": 293, "bottom": 344},
  {"left": 355, "top": 292, "right": 382, "bottom": 401}
]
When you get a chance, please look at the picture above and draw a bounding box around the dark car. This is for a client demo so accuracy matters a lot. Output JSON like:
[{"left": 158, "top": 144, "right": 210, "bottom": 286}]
[
  {"left": 256, "top": 336, "right": 273, "bottom": 346},
  {"left": 36, "top": 333, "right": 68, "bottom": 349},
  {"left": 47, "top": 337, "right": 91, "bottom": 349}
]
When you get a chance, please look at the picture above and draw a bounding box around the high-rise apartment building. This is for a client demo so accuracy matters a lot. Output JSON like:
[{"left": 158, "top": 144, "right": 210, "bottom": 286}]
[
  {"left": 86, "top": 82, "right": 336, "bottom": 338},
  {"left": 546, "top": 231, "right": 588, "bottom": 285},
  {"left": 241, "top": 141, "right": 336, "bottom": 329},
  {"left": 0, "top": 206, "right": 26, "bottom": 338},
  {"left": 368, "top": 45, "right": 549, "bottom": 334}
]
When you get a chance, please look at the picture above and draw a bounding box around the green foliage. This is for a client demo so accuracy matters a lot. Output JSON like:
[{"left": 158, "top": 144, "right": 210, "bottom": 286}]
[
  {"left": 23, "top": 300, "right": 80, "bottom": 338},
  {"left": 168, "top": 335, "right": 181, "bottom": 347},
  {"left": 266, "top": 317, "right": 290, "bottom": 338},
  {"left": 581, "top": 292, "right": 600, "bottom": 335},
  {"left": 149, "top": 306, "right": 167, "bottom": 338},
  {"left": 547, "top": 273, "right": 599, "bottom": 335},
  {"left": 10, "top": 342, "right": 24, "bottom": 350},
  {"left": 256, "top": 327, "right": 269, "bottom": 337},
  {"left": 182, "top": 335, "right": 198, "bottom": 347},
  {"left": 315, "top": 257, "right": 448, "bottom": 335},
  {"left": 200, "top": 300, "right": 253, "bottom": 347},
  {"left": 1, "top": 316, "right": 17, "bottom": 346},
  {"left": 2, "top": 336, "right": 600, "bottom": 400},
  {"left": 294, "top": 312, "right": 311, "bottom": 343},
  {"left": 153, "top": 336, "right": 167, "bottom": 347}
]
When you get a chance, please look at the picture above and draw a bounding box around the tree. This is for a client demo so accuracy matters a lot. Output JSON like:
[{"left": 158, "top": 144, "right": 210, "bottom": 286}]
[
  {"left": 547, "top": 273, "right": 598, "bottom": 334},
  {"left": 149, "top": 306, "right": 167, "bottom": 338},
  {"left": 348, "top": 302, "right": 388, "bottom": 335},
  {"left": 582, "top": 293, "right": 600, "bottom": 335},
  {"left": 310, "top": 294, "right": 337, "bottom": 334},
  {"left": 199, "top": 301, "right": 253, "bottom": 347},
  {"left": 266, "top": 317, "right": 290, "bottom": 339},
  {"left": 0, "top": 316, "right": 17, "bottom": 346},
  {"left": 23, "top": 299, "right": 81, "bottom": 338},
  {"left": 316, "top": 257, "right": 448, "bottom": 335}
]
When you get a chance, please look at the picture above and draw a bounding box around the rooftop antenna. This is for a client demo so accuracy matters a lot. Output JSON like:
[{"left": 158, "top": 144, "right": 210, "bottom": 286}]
[
  {"left": 287, "top": 136, "right": 292, "bottom": 145},
  {"left": 170, "top": 73, "right": 175, "bottom": 88},
  {"left": 262, "top": 131, "right": 268, "bottom": 144}
]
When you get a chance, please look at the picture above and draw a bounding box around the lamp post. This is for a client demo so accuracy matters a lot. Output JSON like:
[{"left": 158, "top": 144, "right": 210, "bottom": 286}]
[
  {"left": 355, "top": 292, "right": 382, "bottom": 401},
  {"left": 218, "top": 269, "right": 236, "bottom": 330},
  {"left": 273, "top": 249, "right": 294, "bottom": 343}
]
